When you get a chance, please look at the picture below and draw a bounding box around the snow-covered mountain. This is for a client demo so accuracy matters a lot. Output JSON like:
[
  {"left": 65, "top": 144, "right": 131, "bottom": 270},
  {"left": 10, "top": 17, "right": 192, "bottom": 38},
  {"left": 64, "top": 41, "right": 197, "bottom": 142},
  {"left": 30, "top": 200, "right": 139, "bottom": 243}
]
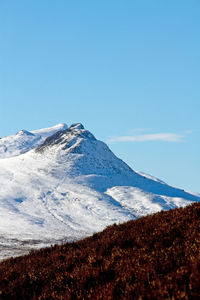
[{"left": 0, "top": 123, "right": 199, "bottom": 260}]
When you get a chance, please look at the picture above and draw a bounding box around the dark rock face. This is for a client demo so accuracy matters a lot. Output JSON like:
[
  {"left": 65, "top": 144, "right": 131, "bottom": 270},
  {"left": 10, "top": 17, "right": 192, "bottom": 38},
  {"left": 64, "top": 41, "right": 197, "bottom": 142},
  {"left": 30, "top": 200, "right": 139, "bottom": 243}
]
[{"left": 69, "top": 123, "right": 85, "bottom": 130}]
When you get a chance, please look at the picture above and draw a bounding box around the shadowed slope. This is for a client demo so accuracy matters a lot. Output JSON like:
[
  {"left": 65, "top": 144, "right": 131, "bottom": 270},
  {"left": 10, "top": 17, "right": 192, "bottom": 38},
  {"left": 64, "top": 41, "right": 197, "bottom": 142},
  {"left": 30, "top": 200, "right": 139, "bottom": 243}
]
[{"left": 0, "top": 202, "right": 200, "bottom": 299}]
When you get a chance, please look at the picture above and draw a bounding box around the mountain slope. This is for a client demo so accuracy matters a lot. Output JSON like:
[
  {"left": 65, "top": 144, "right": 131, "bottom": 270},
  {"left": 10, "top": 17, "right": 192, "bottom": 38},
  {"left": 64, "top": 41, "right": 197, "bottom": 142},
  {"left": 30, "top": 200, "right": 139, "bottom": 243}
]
[
  {"left": 1, "top": 202, "right": 200, "bottom": 299},
  {"left": 0, "top": 123, "right": 199, "bottom": 260}
]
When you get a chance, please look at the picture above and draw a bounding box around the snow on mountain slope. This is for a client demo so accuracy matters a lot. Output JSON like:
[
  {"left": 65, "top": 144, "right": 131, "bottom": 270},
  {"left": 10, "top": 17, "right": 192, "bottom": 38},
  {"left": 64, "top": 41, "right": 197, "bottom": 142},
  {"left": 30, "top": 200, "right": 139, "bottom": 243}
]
[
  {"left": 0, "top": 123, "right": 68, "bottom": 159},
  {"left": 0, "top": 123, "right": 199, "bottom": 260}
]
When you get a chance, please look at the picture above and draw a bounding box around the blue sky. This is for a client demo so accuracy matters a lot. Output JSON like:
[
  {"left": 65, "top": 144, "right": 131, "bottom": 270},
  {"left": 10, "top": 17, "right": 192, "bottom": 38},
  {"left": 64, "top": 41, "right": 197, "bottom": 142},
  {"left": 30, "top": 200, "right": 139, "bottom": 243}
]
[{"left": 0, "top": 0, "right": 199, "bottom": 192}]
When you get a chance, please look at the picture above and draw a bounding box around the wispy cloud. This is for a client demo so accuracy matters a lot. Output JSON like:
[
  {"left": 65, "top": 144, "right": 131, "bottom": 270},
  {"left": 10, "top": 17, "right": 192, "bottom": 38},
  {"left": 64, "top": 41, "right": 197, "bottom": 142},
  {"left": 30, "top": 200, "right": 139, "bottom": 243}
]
[
  {"left": 107, "top": 133, "right": 184, "bottom": 143},
  {"left": 183, "top": 129, "right": 193, "bottom": 134}
]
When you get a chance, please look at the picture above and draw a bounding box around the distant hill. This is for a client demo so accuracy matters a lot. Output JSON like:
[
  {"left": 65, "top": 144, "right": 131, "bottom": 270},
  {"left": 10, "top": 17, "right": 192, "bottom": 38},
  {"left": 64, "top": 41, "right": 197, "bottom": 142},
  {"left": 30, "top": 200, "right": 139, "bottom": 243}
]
[{"left": 1, "top": 202, "right": 200, "bottom": 299}]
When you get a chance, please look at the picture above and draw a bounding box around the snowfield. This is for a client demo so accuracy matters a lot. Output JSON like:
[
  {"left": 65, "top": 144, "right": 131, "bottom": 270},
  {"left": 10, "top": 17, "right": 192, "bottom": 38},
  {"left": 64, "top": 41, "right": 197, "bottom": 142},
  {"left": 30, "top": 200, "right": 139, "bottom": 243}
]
[{"left": 0, "top": 123, "right": 199, "bottom": 260}]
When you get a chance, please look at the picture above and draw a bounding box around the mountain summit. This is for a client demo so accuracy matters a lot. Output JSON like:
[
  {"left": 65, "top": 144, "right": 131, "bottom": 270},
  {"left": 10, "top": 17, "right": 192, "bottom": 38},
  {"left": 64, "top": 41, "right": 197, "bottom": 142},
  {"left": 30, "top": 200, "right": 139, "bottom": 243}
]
[
  {"left": 36, "top": 123, "right": 97, "bottom": 154},
  {"left": 0, "top": 123, "right": 199, "bottom": 260}
]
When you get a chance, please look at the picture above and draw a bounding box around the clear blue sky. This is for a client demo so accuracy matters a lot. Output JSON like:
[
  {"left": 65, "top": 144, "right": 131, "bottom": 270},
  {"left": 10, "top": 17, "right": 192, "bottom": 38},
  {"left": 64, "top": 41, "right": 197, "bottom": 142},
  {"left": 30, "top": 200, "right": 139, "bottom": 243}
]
[{"left": 0, "top": 0, "right": 199, "bottom": 192}]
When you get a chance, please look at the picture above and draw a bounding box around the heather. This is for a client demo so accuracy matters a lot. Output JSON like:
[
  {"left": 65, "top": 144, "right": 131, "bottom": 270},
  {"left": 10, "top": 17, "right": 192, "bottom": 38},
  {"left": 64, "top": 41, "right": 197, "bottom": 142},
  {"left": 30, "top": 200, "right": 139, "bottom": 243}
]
[{"left": 1, "top": 202, "right": 200, "bottom": 299}]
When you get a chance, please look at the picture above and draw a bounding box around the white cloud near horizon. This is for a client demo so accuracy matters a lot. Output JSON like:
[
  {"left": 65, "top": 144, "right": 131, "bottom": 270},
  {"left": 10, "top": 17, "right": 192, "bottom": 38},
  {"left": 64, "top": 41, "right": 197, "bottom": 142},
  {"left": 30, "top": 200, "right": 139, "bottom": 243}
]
[{"left": 107, "top": 133, "right": 184, "bottom": 143}]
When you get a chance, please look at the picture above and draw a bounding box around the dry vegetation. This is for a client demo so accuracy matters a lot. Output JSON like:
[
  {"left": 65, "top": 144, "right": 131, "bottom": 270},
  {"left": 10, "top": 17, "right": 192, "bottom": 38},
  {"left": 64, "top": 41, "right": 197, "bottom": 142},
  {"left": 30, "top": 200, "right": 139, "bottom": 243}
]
[{"left": 1, "top": 202, "right": 200, "bottom": 299}]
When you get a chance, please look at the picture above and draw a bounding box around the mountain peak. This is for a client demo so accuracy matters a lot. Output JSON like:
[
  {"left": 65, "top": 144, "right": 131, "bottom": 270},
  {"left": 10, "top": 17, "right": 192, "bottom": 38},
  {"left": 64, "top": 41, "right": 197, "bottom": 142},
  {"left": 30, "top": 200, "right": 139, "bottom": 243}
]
[{"left": 35, "top": 123, "right": 96, "bottom": 153}]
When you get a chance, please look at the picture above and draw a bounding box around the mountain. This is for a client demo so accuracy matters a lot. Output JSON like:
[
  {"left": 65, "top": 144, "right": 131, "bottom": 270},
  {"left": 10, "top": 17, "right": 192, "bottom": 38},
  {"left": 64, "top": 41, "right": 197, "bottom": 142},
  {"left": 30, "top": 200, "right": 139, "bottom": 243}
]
[
  {"left": 0, "top": 123, "right": 199, "bottom": 260},
  {"left": 1, "top": 202, "right": 200, "bottom": 299}
]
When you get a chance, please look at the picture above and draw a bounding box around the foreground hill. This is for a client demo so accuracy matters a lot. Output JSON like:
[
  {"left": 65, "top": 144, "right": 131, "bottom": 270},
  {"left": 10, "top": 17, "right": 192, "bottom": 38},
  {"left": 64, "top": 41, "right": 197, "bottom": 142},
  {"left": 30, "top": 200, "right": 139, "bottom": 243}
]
[
  {"left": 0, "top": 123, "right": 199, "bottom": 260},
  {"left": 0, "top": 202, "right": 200, "bottom": 299}
]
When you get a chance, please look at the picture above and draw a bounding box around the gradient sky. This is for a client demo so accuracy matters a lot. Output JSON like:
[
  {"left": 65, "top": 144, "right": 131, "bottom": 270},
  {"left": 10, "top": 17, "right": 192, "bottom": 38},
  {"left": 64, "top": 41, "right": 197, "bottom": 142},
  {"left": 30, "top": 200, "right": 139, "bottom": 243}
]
[{"left": 0, "top": 0, "right": 199, "bottom": 192}]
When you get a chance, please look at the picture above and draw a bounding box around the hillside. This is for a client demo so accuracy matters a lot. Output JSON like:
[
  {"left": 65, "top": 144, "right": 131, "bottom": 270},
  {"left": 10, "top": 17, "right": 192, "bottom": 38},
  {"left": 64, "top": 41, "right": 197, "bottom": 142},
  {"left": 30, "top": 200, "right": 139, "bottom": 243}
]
[{"left": 0, "top": 202, "right": 200, "bottom": 299}]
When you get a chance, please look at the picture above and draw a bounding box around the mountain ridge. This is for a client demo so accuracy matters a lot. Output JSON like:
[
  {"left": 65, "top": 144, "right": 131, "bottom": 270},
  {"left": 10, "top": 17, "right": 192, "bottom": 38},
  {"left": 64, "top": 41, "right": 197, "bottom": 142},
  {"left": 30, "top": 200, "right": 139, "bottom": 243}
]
[{"left": 0, "top": 123, "right": 68, "bottom": 159}]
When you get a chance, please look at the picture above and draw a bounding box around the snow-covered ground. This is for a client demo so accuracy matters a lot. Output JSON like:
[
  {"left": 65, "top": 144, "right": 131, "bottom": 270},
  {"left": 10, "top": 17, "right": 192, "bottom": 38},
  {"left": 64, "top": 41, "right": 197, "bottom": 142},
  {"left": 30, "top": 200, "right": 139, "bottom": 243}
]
[{"left": 0, "top": 123, "right": 199, "bottom": 260}]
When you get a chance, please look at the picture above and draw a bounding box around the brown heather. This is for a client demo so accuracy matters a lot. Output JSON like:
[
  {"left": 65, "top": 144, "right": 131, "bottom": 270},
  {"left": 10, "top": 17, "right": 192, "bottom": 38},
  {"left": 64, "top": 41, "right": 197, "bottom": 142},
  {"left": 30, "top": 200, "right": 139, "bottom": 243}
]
[{"left": 1, "top": 202, "right": 200, "bottom": 299}]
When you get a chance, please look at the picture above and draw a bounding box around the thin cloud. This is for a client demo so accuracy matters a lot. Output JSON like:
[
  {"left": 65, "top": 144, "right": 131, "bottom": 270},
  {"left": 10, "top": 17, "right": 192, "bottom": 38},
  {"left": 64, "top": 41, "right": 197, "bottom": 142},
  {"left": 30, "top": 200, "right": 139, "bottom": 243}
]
[
  {"left": 183, "top": 129, "right": 193, "bottom": 134},
  {"left": 107, "top": 133, "right": 184, "bottom": 143}
]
